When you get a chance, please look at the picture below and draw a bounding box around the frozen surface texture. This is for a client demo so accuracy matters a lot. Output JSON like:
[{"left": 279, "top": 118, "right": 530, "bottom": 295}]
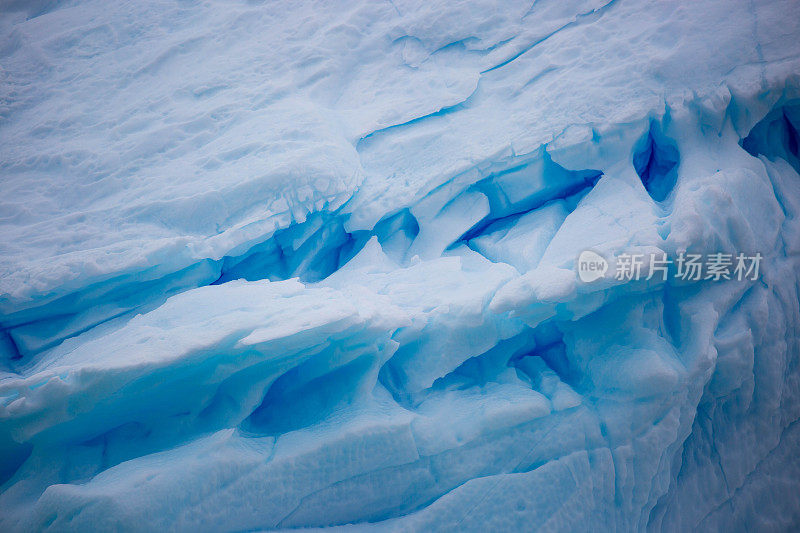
[{"left": 2, "top": 0, "right": 800, "bottom": 530}]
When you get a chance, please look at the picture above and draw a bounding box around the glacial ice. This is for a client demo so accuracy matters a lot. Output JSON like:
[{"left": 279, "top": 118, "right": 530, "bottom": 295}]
[{"left": 1, "top": 0, "right": 800, "bottom": 530}]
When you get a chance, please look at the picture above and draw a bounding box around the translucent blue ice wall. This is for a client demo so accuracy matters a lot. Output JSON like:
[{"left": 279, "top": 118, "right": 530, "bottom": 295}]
[{"left": 1, "top": 0, "right": 800, "bottom": 530}]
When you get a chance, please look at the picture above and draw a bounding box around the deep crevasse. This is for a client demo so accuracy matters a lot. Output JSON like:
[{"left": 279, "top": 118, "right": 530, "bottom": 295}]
[{"left": 1, "top": 0, "right": 800, "bottom": 530}]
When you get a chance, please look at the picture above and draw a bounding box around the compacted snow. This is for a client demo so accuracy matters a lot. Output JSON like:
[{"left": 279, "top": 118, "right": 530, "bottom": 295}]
[{"left": 1, "top": 0, "right": 800, "bottom": 530}]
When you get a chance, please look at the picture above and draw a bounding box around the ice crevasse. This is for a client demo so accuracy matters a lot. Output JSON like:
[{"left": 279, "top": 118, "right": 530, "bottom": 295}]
[{"left": 1, "top": 0, "right": 800, "bottom": 530}]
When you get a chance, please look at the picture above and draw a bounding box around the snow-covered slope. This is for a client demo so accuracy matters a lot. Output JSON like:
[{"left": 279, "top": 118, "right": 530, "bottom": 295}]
[{"left": 1, "top": 0, "right": 800, "bottom": 530}]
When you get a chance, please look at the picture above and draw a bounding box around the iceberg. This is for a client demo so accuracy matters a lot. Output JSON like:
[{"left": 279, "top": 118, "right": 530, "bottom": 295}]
[{"left": 1, "top": 0, "right": 799, "bottom": 530}]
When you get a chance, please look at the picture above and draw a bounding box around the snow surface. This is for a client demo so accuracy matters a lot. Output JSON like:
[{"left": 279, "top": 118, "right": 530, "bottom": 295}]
[{"left": 1, "top": 0, "right": 800, "bottom": 530}]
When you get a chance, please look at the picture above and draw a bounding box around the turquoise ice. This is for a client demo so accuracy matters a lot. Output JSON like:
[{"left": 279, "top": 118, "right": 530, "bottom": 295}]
[{"left": 1, "top": 0, "right": 800, "bottom": 530}]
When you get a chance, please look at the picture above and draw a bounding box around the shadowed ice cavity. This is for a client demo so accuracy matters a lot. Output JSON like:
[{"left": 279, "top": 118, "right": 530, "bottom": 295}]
[
  {"left": 2, "top": 147, "right": 597, "bottom": 367},
  {"left": 633, "top": 120, "right": 680, "bottom": 203},
  {"left": 741, "top": 101, "right": 800, "bottom": 175}
]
